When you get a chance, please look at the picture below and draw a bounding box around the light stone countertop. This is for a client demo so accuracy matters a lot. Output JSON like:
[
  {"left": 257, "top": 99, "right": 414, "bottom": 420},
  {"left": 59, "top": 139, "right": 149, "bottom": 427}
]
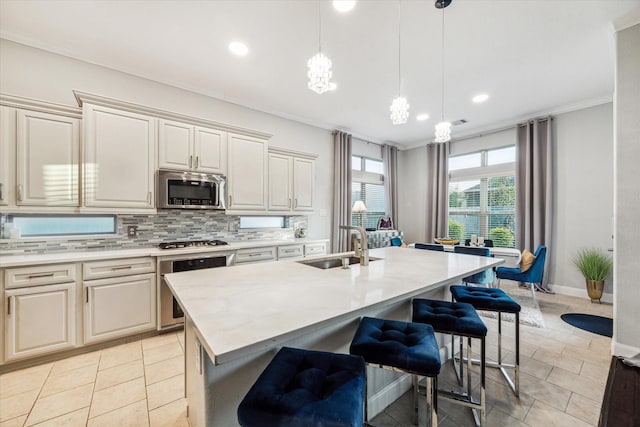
[
  {"left": 0, "top": 238, "right": 329, "bottom": 268},
  {"left": 165, "top": 246, "right": 504, "bottom": 365}
]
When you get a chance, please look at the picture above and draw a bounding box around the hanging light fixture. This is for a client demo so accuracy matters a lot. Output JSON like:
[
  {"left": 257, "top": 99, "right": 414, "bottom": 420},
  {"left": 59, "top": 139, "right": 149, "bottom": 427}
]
[
  {"left": 434, "top": 0, "right": 452, "bottom": 142},
  {"left": 308, "top": 1, "right": 333, "bottom": 94},
  {"left": 390, "top": 1, "right": 409, "bottom": 125}
]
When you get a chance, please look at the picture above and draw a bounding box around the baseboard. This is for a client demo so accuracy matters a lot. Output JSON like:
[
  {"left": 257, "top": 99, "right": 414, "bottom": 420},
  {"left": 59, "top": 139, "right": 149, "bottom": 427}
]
[
  {"left": 611, "top": 341, "right": 640, "bottom": 359},
  {"left": 367, "top": 347, "right": 450, "bottom": 419},
  {"left": 548, "top": 283, "right": 613, "bottom": 304}
]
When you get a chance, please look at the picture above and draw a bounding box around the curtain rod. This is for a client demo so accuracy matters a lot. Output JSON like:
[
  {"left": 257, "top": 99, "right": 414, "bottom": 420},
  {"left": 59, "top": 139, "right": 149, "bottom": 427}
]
[{"left": 453, "top": 116, "right": 553, "bottom": 143}]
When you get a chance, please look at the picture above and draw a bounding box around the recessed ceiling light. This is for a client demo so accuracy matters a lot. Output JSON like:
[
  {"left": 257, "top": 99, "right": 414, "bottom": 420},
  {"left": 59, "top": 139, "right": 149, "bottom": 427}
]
[
  {"left": 472, "top": 94, "right": 489, "bottom": 103},
  {"left": 228, "top": 41, "right": 248, "bottom": 56},
  {"left": 333, "top": 0, "right": 356, "bottom": 13},
  {"left": 416, "top": 113, "right": 430, "bottom": 121},
  {"left": 329, "top": 82, "right": 337, "bottom": 91}
]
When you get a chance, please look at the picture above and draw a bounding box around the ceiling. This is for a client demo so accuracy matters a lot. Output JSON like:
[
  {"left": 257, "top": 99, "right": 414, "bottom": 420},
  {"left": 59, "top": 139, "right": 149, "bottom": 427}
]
[{"left": 1, "top": 0, "right": 638, "bottom": 148}]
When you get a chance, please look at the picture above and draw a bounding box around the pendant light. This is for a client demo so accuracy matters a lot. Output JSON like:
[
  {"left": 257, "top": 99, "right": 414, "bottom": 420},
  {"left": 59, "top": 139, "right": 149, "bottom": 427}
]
[
  {"left": 390, "top": 1, "right": 409, "bottom": 124},
  {"left": 308, "top": 1, "right": 333, "bottom": 94},
  {"left": 434, "top": 0, "right": 452, "bottom": 142}
]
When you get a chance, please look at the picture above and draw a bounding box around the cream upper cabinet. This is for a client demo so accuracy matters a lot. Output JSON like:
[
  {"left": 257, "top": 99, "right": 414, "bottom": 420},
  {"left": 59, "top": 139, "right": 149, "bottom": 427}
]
[
  {"left": 83, "top": 104, "right": 156, "bottom": 210},
  {"left": 227, "top": 133, "right": 268, "bottom": 210},
  {"left": 268, "top": 152, "right": 292, "bottom": 211},
  {"left": 16, "top": 109, "right": 80, "bottom": 207},
  {"left": 268, "top": 148, "right": 315, "bottom": 213},
  {"left": 158, "top": 119, "right": 227, "bottom": 175},
  {"left": 0, "top": 106, "right": 13, "bottom": 206},
  {"left": 293, "top": 157, "right": 314, "bottom": 211}
]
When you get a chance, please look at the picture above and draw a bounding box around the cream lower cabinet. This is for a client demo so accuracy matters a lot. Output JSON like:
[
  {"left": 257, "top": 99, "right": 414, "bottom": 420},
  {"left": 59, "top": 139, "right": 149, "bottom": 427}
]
[
  {"left": 0, "top": 106, "right": 12, "bottom": 206},
  {"left": 84, "top": 273, "right": 156, "bottom": 344},
  {"left": 5, "top": 283, "right": 76, "bottom": 361}
]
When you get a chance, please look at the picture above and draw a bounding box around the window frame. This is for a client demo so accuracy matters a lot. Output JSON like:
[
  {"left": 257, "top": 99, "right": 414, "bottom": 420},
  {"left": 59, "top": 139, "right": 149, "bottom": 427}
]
[
  {"left": 5, "top": 214, "right": 117, "bottom": 238},
  {"left": 448, "top": 146, "right": 516, "bottom": 247},
  {"left": 351, "top": 156, "right": 386, "bottom": 229}
]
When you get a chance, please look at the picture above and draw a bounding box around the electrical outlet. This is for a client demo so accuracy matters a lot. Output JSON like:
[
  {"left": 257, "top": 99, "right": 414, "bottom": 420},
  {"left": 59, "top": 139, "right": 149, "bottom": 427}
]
[{"left": 127, "top": 226, "right": 138, "bottom": 237}]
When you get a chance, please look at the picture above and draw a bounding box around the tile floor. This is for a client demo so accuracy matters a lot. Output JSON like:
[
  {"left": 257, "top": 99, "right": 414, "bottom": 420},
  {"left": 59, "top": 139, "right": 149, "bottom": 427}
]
[{"left": 0, "top": 281, "right": 613, "bottom": 427}]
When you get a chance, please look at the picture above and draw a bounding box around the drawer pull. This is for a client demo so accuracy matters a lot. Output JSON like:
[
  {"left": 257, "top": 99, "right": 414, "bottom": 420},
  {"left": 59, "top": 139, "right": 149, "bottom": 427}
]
[
  {"left": 7, "top": 297, "right": 10, "bottom": 315},
  {"left": 111, "top": 266, "right": 133, "bottom": 270},
  {"left": 248, "top": 253, "right": 262, "bottom": 257},
  {"left": 28, "top": 273, "right": 55, "bottom": 279}
]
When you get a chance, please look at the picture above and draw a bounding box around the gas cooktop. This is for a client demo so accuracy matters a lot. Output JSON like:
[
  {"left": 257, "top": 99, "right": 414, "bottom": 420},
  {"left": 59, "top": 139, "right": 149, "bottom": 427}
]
[{"left": 158, "top": 240, "right": 228, "bottom": 250}]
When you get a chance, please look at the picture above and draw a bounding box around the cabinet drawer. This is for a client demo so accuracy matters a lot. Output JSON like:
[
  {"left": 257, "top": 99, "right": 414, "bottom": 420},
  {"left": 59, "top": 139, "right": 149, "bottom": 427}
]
[
  {"left": 83, "top": 257, "right": 156, "bottom": 280},
  {"left": 304, "top": 243, "right": 327, "bottom": 257},
  {"left": 277, "top": 244, "right": 304, "bottom": 259},
  {"left": 5, "top": 263, "right": 77, "bottom": 289},
  {"left": 235, "top": 247, "right": 277, "bottom": 264}
]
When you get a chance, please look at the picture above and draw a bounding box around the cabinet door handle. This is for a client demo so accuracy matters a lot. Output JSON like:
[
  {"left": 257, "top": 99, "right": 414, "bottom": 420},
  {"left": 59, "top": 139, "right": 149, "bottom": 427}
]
[
  {"left": 195, "top": 156, "right": 199, "bottom": 169},
  {"left": 229, "top": 195, "right": 232, "bottom": 207},
  {"left": 288, "top": 198, "right": 292, "bottom": 208},
  {"left": 148, "top": 192, "right": 152, "bottom": 204},
  {"left": 28, "top": 273, "right": 55, "bottom": 279},
  {"left": 189, "top": 155, "right": 193, "bottom": 169},
  {"left": 0, "top": 183, "right": 3, "bottom": 201},
  {"left": 294, "top": 198, "right": 298, "bottom": 208},
  {"left": 7, "top": 297, "right": 10, "bottom": 315},
  {"left": 17, "top": 184, "right": 23, "bottom": 202},
  {"left": 86, "top": 288, "right": 89, "bottom": 303}
]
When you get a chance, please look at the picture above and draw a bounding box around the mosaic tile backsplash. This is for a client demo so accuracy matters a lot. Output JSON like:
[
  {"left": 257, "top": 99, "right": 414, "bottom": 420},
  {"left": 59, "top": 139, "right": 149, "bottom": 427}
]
[{"left": 0, "top": 211, "right": 308, "bottom": 255}]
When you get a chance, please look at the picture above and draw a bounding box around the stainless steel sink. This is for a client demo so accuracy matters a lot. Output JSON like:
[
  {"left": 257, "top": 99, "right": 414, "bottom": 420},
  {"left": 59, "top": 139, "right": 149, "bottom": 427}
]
[{"left": 297, "top": 255, "right": 381, "bottom": 269}]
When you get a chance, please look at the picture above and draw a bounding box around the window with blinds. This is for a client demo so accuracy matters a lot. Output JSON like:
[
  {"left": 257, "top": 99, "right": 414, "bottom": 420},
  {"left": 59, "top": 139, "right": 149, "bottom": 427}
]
[
  {"left": 448, "top": 146, "right": 516, "bottom": 247},
  {"left": 352, "top": 156, "right": 386, "bottom": 229}
]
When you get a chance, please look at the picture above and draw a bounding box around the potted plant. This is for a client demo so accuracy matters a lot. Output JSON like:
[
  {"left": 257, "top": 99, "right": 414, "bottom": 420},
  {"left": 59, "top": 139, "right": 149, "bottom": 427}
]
[{"left": 573, "top": 248, "right": 613, "bottom": 303}]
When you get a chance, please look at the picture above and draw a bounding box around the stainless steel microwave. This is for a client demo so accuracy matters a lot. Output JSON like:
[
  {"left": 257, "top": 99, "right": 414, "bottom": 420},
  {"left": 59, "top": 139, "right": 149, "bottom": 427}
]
[{"left": 157, "top": 170, "right": 226, "bottom": 210}]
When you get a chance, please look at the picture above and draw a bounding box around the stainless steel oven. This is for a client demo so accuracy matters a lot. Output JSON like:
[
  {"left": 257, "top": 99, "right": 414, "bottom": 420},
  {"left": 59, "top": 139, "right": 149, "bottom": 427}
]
[{"left": 159, "top": 249, "right": 235, "bottom": 329}]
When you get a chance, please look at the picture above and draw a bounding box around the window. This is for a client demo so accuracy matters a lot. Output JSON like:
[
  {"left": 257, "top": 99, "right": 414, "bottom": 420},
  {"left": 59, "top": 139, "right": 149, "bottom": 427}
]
[
  {"left": 448, "top": 147, "right": 516, "bottom": 247},
  {"left": 352, "top": 156, "right": 386, "bottom": 229},
  {"left": 6, "top": 214, "right": 116, "bottom": 237},
  {"left": 239, "top": 216, "right": 285, "bottom": 229}
]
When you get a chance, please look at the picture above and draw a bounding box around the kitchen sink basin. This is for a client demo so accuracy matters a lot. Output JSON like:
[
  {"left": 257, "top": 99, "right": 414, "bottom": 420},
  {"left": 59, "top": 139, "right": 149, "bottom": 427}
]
[{"left": 297, "top": 255, "right": 382, "bottom": 269}]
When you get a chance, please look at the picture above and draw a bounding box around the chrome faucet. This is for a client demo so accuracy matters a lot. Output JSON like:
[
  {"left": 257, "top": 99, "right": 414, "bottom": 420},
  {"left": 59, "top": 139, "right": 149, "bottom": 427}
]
[{"left": 339, "top": 225, "right": 369, "bottom": 266}]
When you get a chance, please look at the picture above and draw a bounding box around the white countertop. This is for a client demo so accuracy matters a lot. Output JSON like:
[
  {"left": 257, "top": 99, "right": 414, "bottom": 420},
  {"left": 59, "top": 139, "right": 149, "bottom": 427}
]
[
  {"left": 165, "top": 246, "right": 504, "bottom": 365},
  {"left": 0, "top": 238, "right": 329, "bottom": 268}
]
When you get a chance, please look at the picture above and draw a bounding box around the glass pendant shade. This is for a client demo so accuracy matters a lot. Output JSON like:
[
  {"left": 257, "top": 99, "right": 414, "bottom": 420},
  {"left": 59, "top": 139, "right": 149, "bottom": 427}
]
[
  {"left": 390, "top": 96, "right": 409, "bottom": 125},
  {"left": 307, "top": 52, "right": 333, "bottom": 94},
  {"left": 434, "top": 121, "right": 452, "bottom": 143}
]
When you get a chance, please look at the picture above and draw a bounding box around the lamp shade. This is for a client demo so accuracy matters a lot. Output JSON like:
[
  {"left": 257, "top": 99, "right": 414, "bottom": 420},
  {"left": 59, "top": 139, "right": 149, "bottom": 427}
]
[{"left": 352, "top": 200, "right": 367, "bottom": 212}]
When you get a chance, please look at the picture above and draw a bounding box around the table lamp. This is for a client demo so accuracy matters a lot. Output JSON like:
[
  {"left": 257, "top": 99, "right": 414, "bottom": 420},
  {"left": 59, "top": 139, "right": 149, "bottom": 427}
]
[{"left": 352, "top": 200, "right": 367, "bottom": 228}]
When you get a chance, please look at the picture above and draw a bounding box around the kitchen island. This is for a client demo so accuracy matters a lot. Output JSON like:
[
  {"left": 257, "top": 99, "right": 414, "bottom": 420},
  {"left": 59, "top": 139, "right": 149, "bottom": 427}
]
[{"left": 165, "top": 246, "right": 503, "bottom": 426}]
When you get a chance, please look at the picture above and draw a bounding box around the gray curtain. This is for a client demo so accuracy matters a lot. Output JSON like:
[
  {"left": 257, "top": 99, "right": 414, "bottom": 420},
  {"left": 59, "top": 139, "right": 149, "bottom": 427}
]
[
  {"left": 332, "top": 131, "right": 352, "bottom": 253},
  {"left": 425, "top": 141, "right": 449, "bottom": 242},
  {"left": 516, "top": 117, "right": 553, "bottom": 288},
  {"left": 382, "top": 144, "right": 398, "bottom": 229}
]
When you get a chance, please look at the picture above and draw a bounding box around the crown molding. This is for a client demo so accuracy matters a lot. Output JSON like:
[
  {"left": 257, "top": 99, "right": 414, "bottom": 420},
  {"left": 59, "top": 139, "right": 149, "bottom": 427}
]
[
  {"left": 0, "top": 93, "right": 82, "bottom": 118},
  {"left": 73, "top": 90, "right": 272, "bottom": 140}
]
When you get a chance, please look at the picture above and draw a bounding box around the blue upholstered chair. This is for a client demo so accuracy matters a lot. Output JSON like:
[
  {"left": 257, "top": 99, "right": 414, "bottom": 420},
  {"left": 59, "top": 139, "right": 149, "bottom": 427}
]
[
  {"left": 453, "top": 246, "right": 495, "bottom": 287},
  {"left": 350, "top": 317, "right": 441, "bottom": 427},
  {"left": 415, "top": 243, "right": 445, "bottom": 251},
  {"left": 412, "top": 299, "right": 487, "bottom": 426},
  {"left": 450, "top": 285, "right": 521, "bottom": 397},
  {"left": 496, "top": 245, "right": 547, "bottom": 303},
  {"left": 237, "top": 347, "right": 366, "bottom": 427}
]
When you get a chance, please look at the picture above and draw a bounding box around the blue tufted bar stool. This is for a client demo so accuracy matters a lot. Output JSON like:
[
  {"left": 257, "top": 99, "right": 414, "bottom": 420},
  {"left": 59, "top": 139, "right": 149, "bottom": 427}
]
[
  {"left": 237, "top": 346, "right": 366, "bottom": 427},
  {"left": 450, "top": 285, "right": 521, "bottom": 396},
  {"left": 412, "top": 299, "right": 487, "bottom": 427},
  {"left": 350, "top": 317, "right": 441, "bottom": 427}
]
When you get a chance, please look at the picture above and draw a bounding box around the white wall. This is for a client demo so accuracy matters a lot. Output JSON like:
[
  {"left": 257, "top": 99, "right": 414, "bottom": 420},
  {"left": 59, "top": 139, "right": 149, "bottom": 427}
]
[
  {"left": 397, "top": 146, "right": 427, "bottom": 243},
  {"left": 613, "top": 19, "right": 640, "bottom": 357},
  {"left": 0, "top": 39, "right": 333, "bottom": 240},
  {"left": 551, "top": 103, "right": 614, "bottom": 296},
  {"left": 397, "top": 103, "right": 615, "bottom": 299}
]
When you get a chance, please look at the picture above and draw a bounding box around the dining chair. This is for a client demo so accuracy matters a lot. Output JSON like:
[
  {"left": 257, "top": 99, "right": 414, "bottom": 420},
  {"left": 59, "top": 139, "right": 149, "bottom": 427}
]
[
  {"left": 415, "top": 243, "right": 445, "bottom": 251},
  {"left": 464, "top": 239, "right": 494, "bottom": 247},
  {"left": 495, "top": 245, "right": 547, "bottom": 303},
  {"left": 453, "top": 246, "right": 495, "bottom": 287}
]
